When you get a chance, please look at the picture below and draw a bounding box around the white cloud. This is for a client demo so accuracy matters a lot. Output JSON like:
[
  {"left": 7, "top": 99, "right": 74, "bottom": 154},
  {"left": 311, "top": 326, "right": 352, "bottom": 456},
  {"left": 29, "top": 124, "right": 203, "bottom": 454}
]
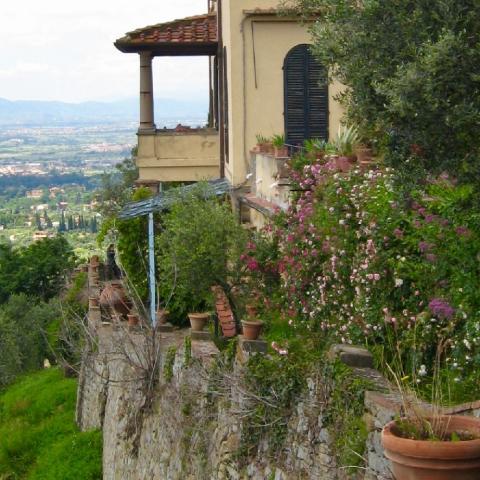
[{"left": 0, "top": 0, "right": 209, "bottom": 102}]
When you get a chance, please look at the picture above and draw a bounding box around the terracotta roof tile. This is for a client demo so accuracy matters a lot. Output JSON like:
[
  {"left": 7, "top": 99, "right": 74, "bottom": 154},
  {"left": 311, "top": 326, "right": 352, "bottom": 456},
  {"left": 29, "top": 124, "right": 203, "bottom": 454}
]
[{"left": 116, "top": 13, "right": 217, "bottom": 48}]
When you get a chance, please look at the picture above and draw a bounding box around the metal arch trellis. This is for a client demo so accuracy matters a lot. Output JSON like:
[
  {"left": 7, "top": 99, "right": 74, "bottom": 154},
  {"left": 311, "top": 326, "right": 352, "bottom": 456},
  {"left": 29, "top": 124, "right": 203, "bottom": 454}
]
[{"left": 117, "top": 178, "right": 232, "bottom": 326}]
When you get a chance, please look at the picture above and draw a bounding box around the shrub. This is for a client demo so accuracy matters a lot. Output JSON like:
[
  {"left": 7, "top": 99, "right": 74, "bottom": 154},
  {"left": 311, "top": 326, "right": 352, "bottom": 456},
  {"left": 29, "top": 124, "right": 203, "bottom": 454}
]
[
  {"left": 157, "top": 183, "right": 247, "bottom": 325},
  {"left": 247, "top": 160, "right": 480, "bottom": 401}
]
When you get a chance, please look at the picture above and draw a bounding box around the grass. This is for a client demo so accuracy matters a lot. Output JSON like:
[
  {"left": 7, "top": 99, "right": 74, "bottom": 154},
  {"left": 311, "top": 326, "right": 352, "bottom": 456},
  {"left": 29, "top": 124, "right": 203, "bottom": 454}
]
[{"left": 0, "top": 368, "right": 102, "bottom": 480}]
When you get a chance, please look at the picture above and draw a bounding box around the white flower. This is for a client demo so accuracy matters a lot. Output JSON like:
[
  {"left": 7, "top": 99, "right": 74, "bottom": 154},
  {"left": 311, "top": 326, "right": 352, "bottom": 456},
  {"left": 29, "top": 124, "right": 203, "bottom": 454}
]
[
  {"left": 463, "top": 339, "right": 472, "bottom": 350},
  {"left": 418, "top": 365, "right": 427, "bottom": 376},
  {"left": 395, "top": 278, "right": 404, "bottom": 287}
]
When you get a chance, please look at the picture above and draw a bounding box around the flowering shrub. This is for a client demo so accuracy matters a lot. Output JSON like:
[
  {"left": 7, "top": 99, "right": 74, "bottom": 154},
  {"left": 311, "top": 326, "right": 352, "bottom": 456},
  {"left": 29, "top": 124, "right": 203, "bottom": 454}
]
[{"left": 244, "top": 161, "right": 480, "bottom": 396}]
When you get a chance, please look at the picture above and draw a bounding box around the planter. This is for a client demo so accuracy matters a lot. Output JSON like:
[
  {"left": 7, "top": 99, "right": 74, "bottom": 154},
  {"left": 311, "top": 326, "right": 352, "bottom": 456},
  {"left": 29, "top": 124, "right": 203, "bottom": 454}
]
[
  {"left": 89, "top": 297, "right": 99, "bottom": 308},
  {"left": 127, "top": 314, "right": 139, "bottom": 327},
  {"left": 156, "top": 309, "right": 170, "bottom": 325},
  {"left": 242, "top": 320, "right": 263, "bottom": 340},
  {"left": 274, "top": 146, "right": 289, "bottom": 158},
  {"left": 356, "top": 146, "right": 373, "bottom": 163},
  {"left": 381, "top": 415, "right": 480, "bottom": 480},
  {"left": 188, "top": 312, "right": 210, "bottom": 332},
  {"left": 90, "top": 255, "right": 100, "bottom": 266}
]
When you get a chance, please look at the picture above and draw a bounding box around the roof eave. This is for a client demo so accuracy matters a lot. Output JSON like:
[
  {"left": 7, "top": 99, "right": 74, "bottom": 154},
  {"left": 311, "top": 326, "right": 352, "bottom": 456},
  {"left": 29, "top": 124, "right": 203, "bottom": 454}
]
[{"left": 114, "top": 41, "right": 218, "bottom": 56}]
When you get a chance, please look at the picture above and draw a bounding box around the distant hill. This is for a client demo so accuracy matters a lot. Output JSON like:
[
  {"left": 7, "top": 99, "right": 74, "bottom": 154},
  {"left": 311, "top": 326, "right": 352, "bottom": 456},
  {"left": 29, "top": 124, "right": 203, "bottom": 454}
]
[{"left": 0, "top": 97, "right": 208, "bottom": 126}]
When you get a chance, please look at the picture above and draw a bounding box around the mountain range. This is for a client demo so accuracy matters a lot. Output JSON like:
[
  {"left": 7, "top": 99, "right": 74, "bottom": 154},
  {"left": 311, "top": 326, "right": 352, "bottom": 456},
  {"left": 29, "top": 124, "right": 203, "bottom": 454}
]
[{"left": 0, "top": 97, "right": 208, "bottom": 126}]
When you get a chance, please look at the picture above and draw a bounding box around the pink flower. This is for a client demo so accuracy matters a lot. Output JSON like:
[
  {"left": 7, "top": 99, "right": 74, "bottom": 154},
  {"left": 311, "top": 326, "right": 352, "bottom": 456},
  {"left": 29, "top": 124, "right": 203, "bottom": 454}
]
[{"left": 246, "top": 258, "right": 259, "bottom": 271}]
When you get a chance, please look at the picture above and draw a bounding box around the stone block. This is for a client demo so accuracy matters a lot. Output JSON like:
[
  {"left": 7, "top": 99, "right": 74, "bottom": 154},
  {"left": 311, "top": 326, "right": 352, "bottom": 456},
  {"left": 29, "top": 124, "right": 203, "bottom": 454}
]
[
  {"left": 190, "top": 329, "right": 212, "bottom": 341},
  {"left": 238, "top": 335, "right": 268, "bottom": 354},
  {"left": 328, "top": 344, "right": 374, "bottom": 368},
  {"left": 156, "top": 323, "right": 174, "bottom": 333}
]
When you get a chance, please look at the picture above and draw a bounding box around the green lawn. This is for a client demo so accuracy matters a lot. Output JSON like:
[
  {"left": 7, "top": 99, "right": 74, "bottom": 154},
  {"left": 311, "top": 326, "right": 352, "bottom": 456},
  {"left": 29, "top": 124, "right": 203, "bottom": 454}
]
[{"left": 0, "top": 368, "right": 102, "bottom": 480}]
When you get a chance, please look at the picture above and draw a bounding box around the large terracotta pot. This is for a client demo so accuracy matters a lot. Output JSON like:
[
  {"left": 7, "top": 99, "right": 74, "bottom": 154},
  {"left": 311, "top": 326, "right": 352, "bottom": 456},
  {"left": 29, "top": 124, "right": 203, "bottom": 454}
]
[
  {"left": 382, "top": 415, "right": 480, "bottom": 480},
  {"left": 242, "top": 320, "right": 263, "bottom": 340},
  {"left": 99, "top": 282, "right": 130, "bottom": 315},
  {"left": 188, "top": 312, "right": 209, "bottom": 332}
]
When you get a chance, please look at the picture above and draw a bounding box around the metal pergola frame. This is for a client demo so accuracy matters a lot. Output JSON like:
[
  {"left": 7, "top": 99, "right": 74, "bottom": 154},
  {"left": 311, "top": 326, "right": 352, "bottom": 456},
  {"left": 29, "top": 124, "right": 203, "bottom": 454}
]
[{"left": 118, "top": 178, "right": 231, "bottom": 326}]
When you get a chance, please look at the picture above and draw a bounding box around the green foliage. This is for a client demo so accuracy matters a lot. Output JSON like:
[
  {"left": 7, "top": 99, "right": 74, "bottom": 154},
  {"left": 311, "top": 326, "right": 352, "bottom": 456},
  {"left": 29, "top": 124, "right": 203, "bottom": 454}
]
[
  {"left": 237, "top": 350, "right": 308, "bottom": 461},
  {"left": 163, "top": 346, "right": 177, "bottom": 382},
  {"left": 323, "top": 361, "right": 371, "bottom": 473},
  {"left": 183, "top": 336, "right": 192, "bottom": 368},
  {"left": 272, "top": 134, "right": 285, "bottom": 148},
  {"left": 286, "top": 0, "right": 480, "bottom": 182},
  {"left": 98, "top": 187, "right": 152, "bottom": 300},
  {"left": 0, "top": 368, "right": 102, "bottom": 479},
  {"left": 157, "top": 184, "right": 247, "bottom": 325},
  {"left": 0, "top": 295, "right": 62, "bottom": 387},
  {"left": 48, "top": 272, "right": 89, "bottom": 371},
  {"left": 0, "top": 236, "right": 76, "bottom": 303},
  {"left": 334, "top": 124, "right": 360, "bottom": 157},
  {"left": 96, "top": 153, "right": 138, "bottom": 218}
]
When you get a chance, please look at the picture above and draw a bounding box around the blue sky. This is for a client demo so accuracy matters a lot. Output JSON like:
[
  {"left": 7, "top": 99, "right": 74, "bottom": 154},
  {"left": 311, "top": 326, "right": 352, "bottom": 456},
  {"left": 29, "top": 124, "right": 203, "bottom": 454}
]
[{"left": 0, "top": 0, "right": 209, "bottom": 102}]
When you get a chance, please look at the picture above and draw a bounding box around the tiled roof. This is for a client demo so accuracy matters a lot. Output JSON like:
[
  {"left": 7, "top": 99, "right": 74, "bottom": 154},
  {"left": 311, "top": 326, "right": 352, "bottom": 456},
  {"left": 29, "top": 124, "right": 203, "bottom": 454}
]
[{"left": 115, "top": 13, "right": 217, "bottom": 54}]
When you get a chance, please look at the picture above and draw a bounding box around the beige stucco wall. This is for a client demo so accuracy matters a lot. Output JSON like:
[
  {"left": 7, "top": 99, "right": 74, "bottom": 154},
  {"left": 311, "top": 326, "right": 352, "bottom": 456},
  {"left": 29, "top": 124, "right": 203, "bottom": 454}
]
[
  {"left": 222, "top": 1, "right": 345, "bottom": 186},
  {"left": 137, "top": 130, "right": 220, "bottom": 182}
]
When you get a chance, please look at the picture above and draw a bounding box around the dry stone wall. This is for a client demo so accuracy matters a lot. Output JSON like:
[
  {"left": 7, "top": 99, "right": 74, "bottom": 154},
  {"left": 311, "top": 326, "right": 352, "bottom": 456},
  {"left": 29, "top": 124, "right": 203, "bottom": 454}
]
[{"left": 76, "top": 323, "right": 480, "bottom": 480}]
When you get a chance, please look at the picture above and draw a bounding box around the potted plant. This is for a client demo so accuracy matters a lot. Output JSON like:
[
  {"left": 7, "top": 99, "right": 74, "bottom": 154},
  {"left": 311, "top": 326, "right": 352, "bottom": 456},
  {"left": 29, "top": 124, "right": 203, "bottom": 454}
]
[
  {"left": 255, "top": 134, "right": 271, "bottom": 154},
  {"left": 334, "top": 124, "right": 360, "bottom": 163},
  {"left": 188, "top": 312, "right": 210, "bottom": 332},
  {"left": 272, "top": 134, "right": 289, "bottom": 158},
  {"left": 382, "top": 414, "right": 480, "bottom": 479},
  {"left": 381, "top": 345, "right": 480, "bottom": 480},
  {"left": 241, "top": 319, "right": 263, "bottom": 340}
]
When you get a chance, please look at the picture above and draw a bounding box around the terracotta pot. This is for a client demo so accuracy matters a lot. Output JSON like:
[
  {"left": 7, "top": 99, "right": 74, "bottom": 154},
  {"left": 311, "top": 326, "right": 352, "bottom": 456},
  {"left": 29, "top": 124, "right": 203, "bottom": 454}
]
[
  {"left": 382, "top": 415, "right": 480, "bottom": 480},
  {"left": 274, "top": 146, "right": 289, "bottom": 158},
  {"left": 90, "top": 255, "right": 100, "bottom": 265},
  {"left": 242, "top": 320, "right": 263, "bottom": 340},
  {"left": 99, "top": 283, "right": 130, "bottom": 315},
  {"left": 89, "top": 297, "right": 99, "bottom": 308},
  {"left": 156, "top": 309, "right": 170, "bottom": 325},
  {"left": 356, "top": 146, "right": 373, "bottom": 163},
  {"left": 127, "top": 314, "right": 139, "bottom": 327},
  {"left": 188, "top": 312, "right": 210, "bottom": 332}
]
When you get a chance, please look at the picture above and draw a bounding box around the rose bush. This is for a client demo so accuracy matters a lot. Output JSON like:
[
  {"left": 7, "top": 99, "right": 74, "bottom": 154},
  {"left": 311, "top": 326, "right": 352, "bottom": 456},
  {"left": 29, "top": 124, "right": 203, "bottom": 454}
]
[{"left": 243, "top": 159, "right": 480, "bottom": 398}]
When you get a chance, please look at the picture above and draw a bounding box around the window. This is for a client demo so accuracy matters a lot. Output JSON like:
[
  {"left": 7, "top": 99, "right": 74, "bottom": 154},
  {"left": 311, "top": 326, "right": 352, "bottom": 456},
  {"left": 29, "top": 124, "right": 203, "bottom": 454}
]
[{"left": 284, "top": 44, "right": 329, "bottom": 146}]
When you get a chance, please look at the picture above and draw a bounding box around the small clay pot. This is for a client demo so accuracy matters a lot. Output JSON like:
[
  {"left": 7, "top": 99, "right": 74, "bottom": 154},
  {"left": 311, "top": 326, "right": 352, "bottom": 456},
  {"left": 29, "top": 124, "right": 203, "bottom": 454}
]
[
  {"left": 242, "top": 320, "right": 263, "bottom": 340},
  {"left": 188, "top": 312, "right": 210, "bottom": 332},
  {"left": 127, "top": 314, "right": 139, "bottom": 327},
  {"left": 90, "top": 255, "right": 100, "bottom": 266},
  {"left": 382, "top": 415, "right": 480, "bottom": 480},
  {"left": 156, "top": 309, "right": 170, "bottom": 325},
  {"left": 274, "top": 146, "right": 289, "bottom": 158},
  {"left": 356, "top": 146, "right": 373, "bottom": 163},
  {"left": 89, "top": 297, "right": 99, "bottom": 308}
]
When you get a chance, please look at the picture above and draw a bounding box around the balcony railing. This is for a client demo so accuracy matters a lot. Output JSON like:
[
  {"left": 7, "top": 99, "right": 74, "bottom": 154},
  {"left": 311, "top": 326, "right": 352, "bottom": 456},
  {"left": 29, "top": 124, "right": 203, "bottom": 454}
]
[{"left": 136, "top": 128, "right": 220, "bottom": 183}]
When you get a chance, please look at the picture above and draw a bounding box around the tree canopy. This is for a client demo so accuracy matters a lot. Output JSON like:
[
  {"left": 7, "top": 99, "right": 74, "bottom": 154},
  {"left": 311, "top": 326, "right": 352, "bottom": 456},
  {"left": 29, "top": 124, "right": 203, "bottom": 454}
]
[{"left": 285, "top": 0, "right": 480, "bottom": 182}]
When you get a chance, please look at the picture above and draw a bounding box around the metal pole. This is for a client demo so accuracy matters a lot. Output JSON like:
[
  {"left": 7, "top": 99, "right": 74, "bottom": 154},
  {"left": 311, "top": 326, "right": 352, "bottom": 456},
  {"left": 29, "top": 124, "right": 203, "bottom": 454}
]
[{"left": 148, "top": 212, "right": 156, "bottom": 327}]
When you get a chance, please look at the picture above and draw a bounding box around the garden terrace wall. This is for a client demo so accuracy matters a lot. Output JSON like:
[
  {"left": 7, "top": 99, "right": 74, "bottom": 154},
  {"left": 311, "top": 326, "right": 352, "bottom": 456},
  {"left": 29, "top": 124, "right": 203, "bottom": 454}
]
[{"left": 79, "top": 265, "right": 480, "bottom": 479}]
